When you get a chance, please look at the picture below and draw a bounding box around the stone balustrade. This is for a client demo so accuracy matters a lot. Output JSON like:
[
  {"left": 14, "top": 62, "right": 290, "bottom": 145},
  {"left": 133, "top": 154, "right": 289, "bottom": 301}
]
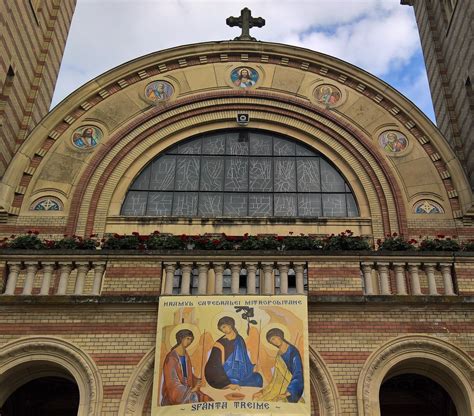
[
  {"left": 2, "top": 260, "right": 106, "bottom": 296},
  {"left": 0, "top": 251, "right": 469, "bottom": 297},
  {"left": 360, "top": 261, "right": 456, "bottom": 296}
]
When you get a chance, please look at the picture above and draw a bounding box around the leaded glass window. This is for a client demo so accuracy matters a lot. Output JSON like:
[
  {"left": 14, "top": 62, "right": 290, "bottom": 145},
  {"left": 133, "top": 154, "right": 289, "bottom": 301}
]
[{"left": 122, "top": 130, "right": 359, "bottom": 217}]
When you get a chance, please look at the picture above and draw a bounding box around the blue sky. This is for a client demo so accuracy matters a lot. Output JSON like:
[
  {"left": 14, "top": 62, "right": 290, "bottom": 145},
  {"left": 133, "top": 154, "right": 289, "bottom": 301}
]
[{"left": 52, "top": 0, "right": 435, "bottom": 123}]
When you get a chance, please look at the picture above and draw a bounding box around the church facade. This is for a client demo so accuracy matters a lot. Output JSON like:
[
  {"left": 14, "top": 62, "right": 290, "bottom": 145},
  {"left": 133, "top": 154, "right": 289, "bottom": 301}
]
[{"left": 0, "top": 5, "right": 473, "bottom": 416}]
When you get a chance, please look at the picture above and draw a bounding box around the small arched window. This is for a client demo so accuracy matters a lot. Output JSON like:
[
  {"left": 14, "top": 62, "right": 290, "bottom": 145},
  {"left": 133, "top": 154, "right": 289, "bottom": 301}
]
[{"left": 121, "top": 130, "right": 358, "bottom": 218}]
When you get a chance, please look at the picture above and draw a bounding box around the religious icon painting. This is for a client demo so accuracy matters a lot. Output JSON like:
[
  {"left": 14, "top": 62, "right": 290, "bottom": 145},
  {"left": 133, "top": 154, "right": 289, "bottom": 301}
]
[
  {"left": 414, "top": 200, "right": 444, "bottom": 214},
  {"left": 71, "top": 125, "right": 102, "bottom": 150},
  {"left": 231, "top": 67, "right": 259, "bottom": 88},
  {"left": 378, "top": 130, "right": 408, "bottom": 154},
  {"left": 313, "top": 84, "right": 342, "bottom": 106},
  {"left": 145, "top": 80, "right": 174, "bottom": 102},
  {"left": 152, "top": 295, "right": 310, "bottom": 416}
]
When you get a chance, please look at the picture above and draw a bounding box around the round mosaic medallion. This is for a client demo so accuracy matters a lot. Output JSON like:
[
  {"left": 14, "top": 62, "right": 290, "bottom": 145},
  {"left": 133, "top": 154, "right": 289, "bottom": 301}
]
[
  {"left": 230, "top": 67, "right": 259, "bottom": 88},
  {"left": 314, "top": 84, "right": 342, "bottom": 106},
  {"left": 145, "top": 80, "right": 174, "bottom": 102},
  {"left": 72, "top": 126, "right": 102, "bottom": 150},
  {"left": 378, "top": 130, "right": 408, "bottom": 154},
  {"left": 31, "top": 197, "right": 62, "bottom": 211}
]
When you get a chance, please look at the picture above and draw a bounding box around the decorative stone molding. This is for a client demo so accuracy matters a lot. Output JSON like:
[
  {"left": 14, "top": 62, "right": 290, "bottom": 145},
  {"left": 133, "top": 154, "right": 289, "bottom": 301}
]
[
  {"left": 309, "top": 346, "right": 340, "bottom": 416},
  {"left": 119, "top": 348, "right": 155, "bottom": 416},
  {"left": 0, "top": 336, "right": 103, "bottom": 416},
  {"left": 357, "top": 335, "right": 473, "bottom": 416}
]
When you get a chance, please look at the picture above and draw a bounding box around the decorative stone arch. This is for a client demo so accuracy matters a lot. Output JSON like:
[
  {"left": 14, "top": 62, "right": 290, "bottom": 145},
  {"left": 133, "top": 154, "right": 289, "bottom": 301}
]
[
  {"left": 0, "top": 336, "right": 103, "bottom": 416},
  {"left": 357, "top": 335, "right": 473, "bottom": 416},
  {"left": 309, "top": 346, "right": 340, "bottom": 416},
  {"left": 119, "top": 348, "right": 155, "bottom": 416}
]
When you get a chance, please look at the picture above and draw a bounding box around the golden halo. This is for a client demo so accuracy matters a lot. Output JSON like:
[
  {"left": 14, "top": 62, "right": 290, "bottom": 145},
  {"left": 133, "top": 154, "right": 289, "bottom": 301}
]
[
  {"left": 169, "top": 323, "right": 201, "bottom": 354},
  {"left": 260, "top": 322, "right": 291, "bottom": 354},
  {"left": 210, "top": 310, "right": 245, "bottom": 342}
]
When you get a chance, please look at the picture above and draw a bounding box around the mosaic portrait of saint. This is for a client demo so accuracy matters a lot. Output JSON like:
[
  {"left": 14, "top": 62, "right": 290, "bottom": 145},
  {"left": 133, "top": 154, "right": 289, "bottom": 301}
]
[
  {"left": 72, "top": 126, "right": 102, "bottom": 150},
  {"left": 314, "top": 84, "right": 341, "bottom": 106},
  {"left": 379, "top": 131, "right": 408, "bottom": 154},
  {"left": 231, "top": 67, "right": 259, "bottom": 88},
  {"left": 145, "top": 80, "right": 174, "bottom": 102}
]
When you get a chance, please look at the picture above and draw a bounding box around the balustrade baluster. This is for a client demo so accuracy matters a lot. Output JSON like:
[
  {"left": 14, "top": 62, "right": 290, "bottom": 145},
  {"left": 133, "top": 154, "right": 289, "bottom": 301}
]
[
  {"left": 92, "top": 262, "right": 106, "bottom": 295},
  {"left": 40, "top": 262, "right": 55, "bottom": 295},
  {"left": 408, "top": 263, "right": 422, "bottom": 295},
  {"left": 424, "top": 263, "right": 438, "bottom": 295},
  {"left": 439, "top": 263, "right": 455, "bottom": 295},
  {"left": 213, "top": 263, "right": 225, "bottom": 295},
  {"left": 278, "top": 263, "right": 289, "bottom": 294},
  {"left": 294, "top": 263, "right": 305, "bottom": 294},
  {"left": 57, "top": 263, "right": 73, "bottom": 295},
  {"left": 180, "top": 263, "right": 192, "bottom": 295},
  {"left": 164, "top": 264, "right": 176, "bottom": 295},
  {"left": 377, "top": 262, "right": 391, "bottom": 295},
  {"left": 361, "top": 262, "right": 375, "bottom": 295},
  {"left": 74, "top": 262, "right": 89, "bottom": 295},
  {"left": 22, "top": 262, "right": 38, "bottom": 295},
  {"left": 197, "top": 263, "right": 209, "bottom": 294},
  {"left": 393, "top": 263, "right": 407, "bottom": 295},
  {"left": 4, "top": 262, "right": 22, "bottom": 295},
  {"left": 246, "top": 263, "right": 257, "bottom": 294}
]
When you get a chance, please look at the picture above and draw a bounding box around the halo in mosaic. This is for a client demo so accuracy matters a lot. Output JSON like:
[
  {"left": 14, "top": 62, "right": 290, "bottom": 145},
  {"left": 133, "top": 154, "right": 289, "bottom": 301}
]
[
  {"left": 230, "top": 67, "right": 259, "bottom": 88},
  {"left": 413, "top": 200, "right": 444, "bottom": 214},
  {"left": 145, "top": 80, "right": 174, "bottom": 102},
  {"left": 30, "top": 197, "right": 63, "bottom": 211},
  {"left": 314, "top": 84, "right": 342, "bottom": 106},
  {"left": 378, "top": 130, "right": 408, "bottom": 154},
  {"left": 72, "top": 125, "right": 102, "bottom": 150}
]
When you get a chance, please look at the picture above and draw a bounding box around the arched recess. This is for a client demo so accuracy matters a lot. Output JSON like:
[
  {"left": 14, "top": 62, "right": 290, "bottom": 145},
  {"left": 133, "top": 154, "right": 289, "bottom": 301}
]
[
  {"left": 119, "top": 347, "right": 340, "bottom": 416},
  {"left": 0, "top": 337, "right": 103, "bottom": 416},
  {"left": 119, "top": 348, "right": 154, "bottom": 416},
  {"left": 66, "top": 93, "right": 404, "bottom": 239},
  {"left": 357, "top": 335, "right": 473, "bottom": 416},
  {"left": 309, "top": 346, "right": 340, "bottom": 416}
]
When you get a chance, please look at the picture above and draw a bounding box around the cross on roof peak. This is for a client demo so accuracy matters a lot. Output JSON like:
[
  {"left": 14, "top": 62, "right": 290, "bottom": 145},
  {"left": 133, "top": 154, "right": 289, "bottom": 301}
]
[{"left": 226, "top": 7, "right": 265, "bottom": 41}]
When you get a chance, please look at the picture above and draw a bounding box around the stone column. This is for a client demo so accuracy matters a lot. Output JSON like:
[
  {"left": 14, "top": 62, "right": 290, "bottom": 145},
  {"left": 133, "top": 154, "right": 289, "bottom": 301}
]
[
  {"left": 262, "top": 263, "right": 274, "bottom": 295},
  {"left": 424, "top": 263, "right": 438, "bottom": 295},
  {"left": 278, "top": 263, "right": 289, "bottom": 294},
  {"left": 408, "top": 263, "right": 422, "bottom": 295},
  {"left": 439, "top": 263, "right": 455, "bottom": 295},
  {"left": 39, "top": 262, "right": 55, "bottom": 295},
  {"left": 57, "top": 263, "right": 73, "bottom": 295},
  {"left": 377, "top": 262, "right": 391, "bottom": 295},
  {"left": 180, "top": 263, "right": 193, "bottom": 295},
  {"left": 230, "top": 263, "right": 241, "bottom": 295},
  {"left": 294, "top": 263, "right": 305, "bottom": 294},
  {"left": 361, "top": 262, "right": 375, "bottom": 295},
  {"left": 4, "top": 262, "right": 22, "bottom": 295},
  {"left": 393, "top": 263, "right": 407, "bottom": 295},
  {"left": 246, "top": 263, "right": 257, "bottom": 294},
  {"left": 197, "top": 263, "right": 209, "bottom": 295},
  {"left": 22, "top": 262, "right": 38, "bottom": 295},
  {"left": 92, "top": 262, "right": 106, "bottom": 295},
  {"left": 74, "top": 262, "right": 90, "bottom": 295},
  {"left": 214, "top": 263, "right": 225, "bottom": 295},
  {"left": 163, "top": 264, "right": 176, "bottom": 295}
]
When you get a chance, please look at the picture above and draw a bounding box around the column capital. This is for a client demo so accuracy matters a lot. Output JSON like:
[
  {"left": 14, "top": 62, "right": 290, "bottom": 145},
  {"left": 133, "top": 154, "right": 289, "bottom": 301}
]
[
  {"left": 75, "top": 262, "right": 90, "bottom": 271},
  {"left": 361, "top": 261, "right": 374, "bottom": 267},
  {"left": 41, "top": 262, "right": 56, "bottom": 270},
  {"left": 213, "top": 263, "right": 225, "bottom": 271},
  {"left": 392, "top": 262, "right": 406, "bottom": 267},
  {"left": 407, "top": 262, "right": 421, "bottom": 267},
  {"left": 180, "top": 262, "right": 193, "bottom": 270},
  {"left": 7, "top": 262, "right": 22, "bottom": 271}
]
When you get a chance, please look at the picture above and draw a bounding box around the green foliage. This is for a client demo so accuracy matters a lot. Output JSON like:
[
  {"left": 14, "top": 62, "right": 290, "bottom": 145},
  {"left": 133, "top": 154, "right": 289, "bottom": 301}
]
[
  {"left": 322, "top": 230, "right": 370, "bottom": 251},
  {"left": 5, "top": 231, "right": 45, "bottom": 249},
  {"left": 377, "top": 234, "right": 416, "bottom": 251},
  {"left": 238, "top": 235, "right": 280, "bottom": 250},
  {"left": 47, "top": 235, "right": 98, "bottom": 250},
  {"left": 462, "top": 240, "right": 474, "bottom": 252},
  {"left": 419, "top": 235, "right": 460, "bottom": 251},
  {"left": 282, "top": 235, "right": 323, "bottom": 250},
  {"left": 146, "top": 233, "right": 185, "bottom": 250}
]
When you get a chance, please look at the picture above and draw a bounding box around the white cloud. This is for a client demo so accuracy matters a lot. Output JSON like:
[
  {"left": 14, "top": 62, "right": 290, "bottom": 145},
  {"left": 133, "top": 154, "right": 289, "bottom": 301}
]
[{"left": 52, "top": 0, "right": 429, "bottom": 121}]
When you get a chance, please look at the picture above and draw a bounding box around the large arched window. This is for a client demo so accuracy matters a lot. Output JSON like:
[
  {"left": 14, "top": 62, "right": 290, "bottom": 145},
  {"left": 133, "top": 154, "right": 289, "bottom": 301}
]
[{"left": 121, "top": 130, "right": 358, "bottom": 217}]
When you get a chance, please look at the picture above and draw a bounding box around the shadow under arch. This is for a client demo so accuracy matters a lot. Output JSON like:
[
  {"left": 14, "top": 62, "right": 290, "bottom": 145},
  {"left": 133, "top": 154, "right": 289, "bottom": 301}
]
[
  {"left": 309, "top": 346, "right": 340, "bottom": 416},
  {"left": 357, "top": 335, "right": 473, "bottom": 416},
  {"left": 0, "top": 336, "right": 103, "bottom": 416}
]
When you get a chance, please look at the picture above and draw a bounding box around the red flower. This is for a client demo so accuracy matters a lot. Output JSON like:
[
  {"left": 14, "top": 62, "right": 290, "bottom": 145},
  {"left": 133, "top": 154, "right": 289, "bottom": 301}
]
[
  {"left": 153, "top": 230, "right": 160, "bottom": 235},
  {"left": 376, "top": 238, "right": 382, "bottom": 246},
  {"left": 289, "top": 231, "right": 293, "bottom": 235},
  {"left": 392, "top": 232, "right": 398, "bottom": 237},
  {"left": 277, "top": 236, "right": 284, "bottom": 241},
  {"left": 212, "top": 239, "right": 220, "bottom": 245},
  {"left": 132, "top": 231, "right": 140, "bottom": 236},
  {"left": 27, "top": 230, "right": 33, "bottom": 235},
  {"left": 437, "top": 234, "right": 445, "bottom": 239}
]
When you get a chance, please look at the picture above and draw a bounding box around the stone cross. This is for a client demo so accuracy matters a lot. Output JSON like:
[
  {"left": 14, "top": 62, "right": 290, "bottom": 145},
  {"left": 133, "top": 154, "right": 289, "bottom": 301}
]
[{"left": 226, "top": 7, "right": 265, "bottom": 41}]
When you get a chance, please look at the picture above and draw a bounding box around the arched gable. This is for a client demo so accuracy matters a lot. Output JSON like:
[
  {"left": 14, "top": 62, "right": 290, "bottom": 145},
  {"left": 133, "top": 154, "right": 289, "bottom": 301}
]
[{"left": 0, "top": 41, "right": 470, "bottom": 238}]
